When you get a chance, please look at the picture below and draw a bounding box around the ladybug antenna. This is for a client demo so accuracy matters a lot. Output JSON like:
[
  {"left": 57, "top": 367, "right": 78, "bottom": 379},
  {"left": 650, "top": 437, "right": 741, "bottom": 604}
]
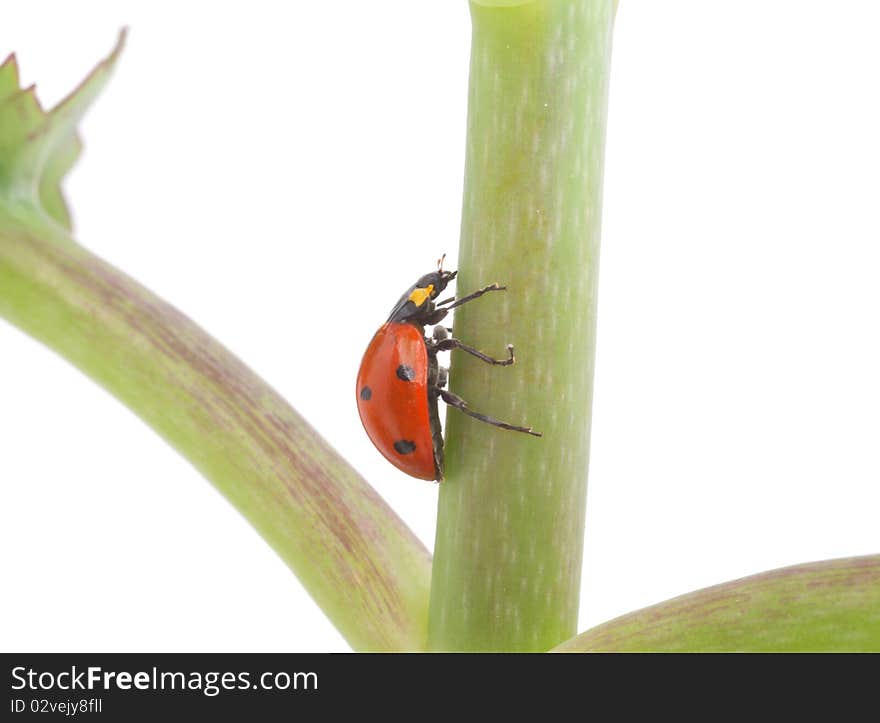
[{"left": 437, "top": 253, "right": 446, "bottom": 273}]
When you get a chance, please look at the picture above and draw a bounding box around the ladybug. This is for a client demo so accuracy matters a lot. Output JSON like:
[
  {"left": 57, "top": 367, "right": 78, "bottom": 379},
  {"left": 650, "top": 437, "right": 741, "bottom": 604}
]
[{"left": 356, "top": 257, "right": 541, "bottom": 481}]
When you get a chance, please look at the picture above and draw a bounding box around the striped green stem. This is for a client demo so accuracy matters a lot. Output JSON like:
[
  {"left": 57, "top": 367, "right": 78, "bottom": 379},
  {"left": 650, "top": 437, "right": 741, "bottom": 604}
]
[
  {"left": 553, "top": 556, "right": 880, "bottom": 652},
  {"left": 428, "top": 0, "right": 616, "bottom": 651},
  {"left": 0, "top": 39, "right": 431, "bottom": 652},
  {"left": 0, "top": 212, "right": 431, "bottom": 651}
]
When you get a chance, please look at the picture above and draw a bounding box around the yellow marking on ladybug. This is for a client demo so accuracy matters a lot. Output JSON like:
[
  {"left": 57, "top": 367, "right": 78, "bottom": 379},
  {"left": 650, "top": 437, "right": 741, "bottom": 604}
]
[{"left": 408, "top": 284, "right": 434, "bottom": 307}]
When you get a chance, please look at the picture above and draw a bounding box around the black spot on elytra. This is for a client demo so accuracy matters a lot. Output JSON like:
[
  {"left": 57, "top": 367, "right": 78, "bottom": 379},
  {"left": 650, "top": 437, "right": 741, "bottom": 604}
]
[
  {"left": 393, "top": 439, "right": 416, "bottom": 455},
  {"left": 360, "top": 386, "right": 372, "bottom": 400},
  {"left": 396, "top": 364, "right": 416, "bottom": 382}
]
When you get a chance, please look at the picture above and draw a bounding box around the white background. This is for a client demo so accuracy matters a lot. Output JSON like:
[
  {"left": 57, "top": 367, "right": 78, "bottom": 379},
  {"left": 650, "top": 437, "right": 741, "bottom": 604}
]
[{"left": 2, "top": 2, "right": 878, "bottom": 652}]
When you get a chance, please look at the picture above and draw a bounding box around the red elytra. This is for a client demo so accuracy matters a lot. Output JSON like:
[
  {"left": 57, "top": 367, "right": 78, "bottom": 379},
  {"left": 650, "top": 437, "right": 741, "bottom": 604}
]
[
  {"left": 356, "top": 259, "right": 541, "bottom": 482},
  {"left": 357, "top": 322, "right": 438, "bottom": 480}
]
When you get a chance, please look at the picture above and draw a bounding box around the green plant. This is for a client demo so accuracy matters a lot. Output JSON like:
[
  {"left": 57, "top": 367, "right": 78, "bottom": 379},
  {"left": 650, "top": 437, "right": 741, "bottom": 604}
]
[{"left": 2, "top": 3, "right": 878, "bottom": 652}]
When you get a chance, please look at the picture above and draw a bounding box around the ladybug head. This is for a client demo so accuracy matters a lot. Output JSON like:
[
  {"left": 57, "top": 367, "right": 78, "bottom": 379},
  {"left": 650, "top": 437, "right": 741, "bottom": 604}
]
[
  {"left": 386, "top": 264, "right": 457, "bottom": 324},
  {"left": 428, "top": 253, "right": 457, "bottom": 298},
  {"left": 414, "top": 253, "right": 457, "bottom": 300},
  {"left": 413, "top": 268, "right": 457, "bottom": 300}
]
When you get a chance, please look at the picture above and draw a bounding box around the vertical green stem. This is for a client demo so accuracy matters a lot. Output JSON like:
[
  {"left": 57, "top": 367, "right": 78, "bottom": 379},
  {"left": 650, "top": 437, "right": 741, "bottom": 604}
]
[{"left": 429, "top": 0, "right": 615, "bottom": 651}]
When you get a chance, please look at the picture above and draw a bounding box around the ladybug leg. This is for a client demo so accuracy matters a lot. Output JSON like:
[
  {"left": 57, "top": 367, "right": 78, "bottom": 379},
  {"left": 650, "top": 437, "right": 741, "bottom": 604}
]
[
  {"left": 438, "top": 389, "right": 542, "bottom": 437},
  {"left": 437, "top": 366, "right": 449, "bottom": 390},
  {"left": 434, "top": 283, "right": 506, "bottom": 311},
  {"left": 432, "top": 325, "right": 449, "bottom": 342},
  {"left": 424, "top": 307, "right": 449, "bottom": 325},
  {"left": 431, "top": 337, "right": 516, "bottom": 366}
]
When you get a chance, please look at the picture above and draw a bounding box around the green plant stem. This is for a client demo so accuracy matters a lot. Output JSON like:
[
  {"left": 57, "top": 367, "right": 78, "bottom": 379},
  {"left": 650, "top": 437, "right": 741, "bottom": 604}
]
[
  {"left": 553, "top": 555, "right": 880, "bottom": 652},
  {"left": 0, "top": 209, "right": 431, "bottom": 651},
  {"left": 428, "top": 0, "right": 616, "bottom": 651}
]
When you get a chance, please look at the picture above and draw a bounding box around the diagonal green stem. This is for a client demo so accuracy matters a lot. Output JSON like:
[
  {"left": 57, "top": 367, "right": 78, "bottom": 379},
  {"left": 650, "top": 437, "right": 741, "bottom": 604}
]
[
  {"left": 0, "top": 210, "right": 430, "bottom": 651},
  {"left": 553, "top": 555, "right": 880, "bottom": 652},
  {"left": 428, "top": 0, "right": 616, "bottom": 651}
]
